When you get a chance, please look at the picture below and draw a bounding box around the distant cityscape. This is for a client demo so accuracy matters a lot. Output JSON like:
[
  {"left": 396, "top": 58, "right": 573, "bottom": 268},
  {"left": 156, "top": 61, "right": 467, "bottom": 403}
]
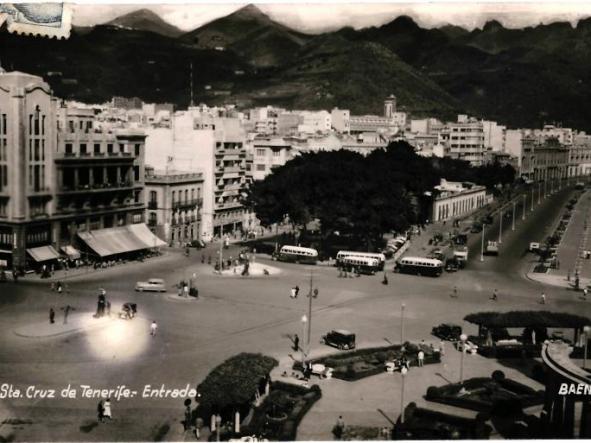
[{"left": 0, "top": 67, "right": 588, "bottom": 270}]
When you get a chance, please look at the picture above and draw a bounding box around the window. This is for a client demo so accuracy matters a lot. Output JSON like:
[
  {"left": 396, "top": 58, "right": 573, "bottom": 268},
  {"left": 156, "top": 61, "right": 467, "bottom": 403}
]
[
  {"left": 150, "top": 190, "right": 157, "bottom": 203},
  {"left": 185, "top": 189, "right": 188, "bottom": 202},
  {"left": 273, "top": 150, "right": 280, "bottom": 157},
  {"left": 107, "top": 143, "right": 114, "bottom": 154},
  {"left": 134, "top": 166, "right": 140, "bottom": 181},
  {"left": 256, "top": 164, "right": 266, "bottom": 171},
  {"left": 135, "top": 144, "right": 141, "bottom": 156},
  {"left": 172, "top": 191, "right": 176, "bottom": 203},
  {"left": 80, "top": 143, "right": 87, "bottom": 155},
  {"left": 256, "top": 148, "right": 266, "bottom": 156},
  {"left": 68, "top": 120, "right": 75, "bottom": 133},
  {"left": 34, "top": 139, "right": 40, "bottom": 161},
  {"left": 65, "top": 143, "right": 73, "bottom": 154},
  {"left": 119, "top": 143, "right": 125, "bottom": 153},
  {"left": 94, "top": 143, "right": 101, "bottom": 154}
]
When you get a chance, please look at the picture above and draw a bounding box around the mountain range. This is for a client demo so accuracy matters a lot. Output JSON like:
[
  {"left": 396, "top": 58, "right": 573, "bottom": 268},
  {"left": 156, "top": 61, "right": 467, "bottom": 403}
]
[{"left": 2, "top": 5, "right": 591, "bottom": 130}]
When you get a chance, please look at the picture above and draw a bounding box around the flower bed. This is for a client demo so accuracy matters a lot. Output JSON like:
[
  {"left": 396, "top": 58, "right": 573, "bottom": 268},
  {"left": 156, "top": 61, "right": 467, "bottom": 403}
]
[
  {"left": 393, "top": 402, "right": 492, "bottom": 439},
  {"left": 240, "top": 381, "right": 321, "bottom": 441},
  {"left": 297, "top": 342, "right": 440, "bottom": 381},
  {"left": 425, "top": 371, "right": 544, "bottom": 413}
]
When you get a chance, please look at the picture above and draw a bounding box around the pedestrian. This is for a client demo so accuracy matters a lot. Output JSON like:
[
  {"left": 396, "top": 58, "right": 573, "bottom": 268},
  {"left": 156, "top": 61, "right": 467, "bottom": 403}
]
[
  {"left": 382, "top": 273, "right": 388, "bottom": 285},
  {"left": 103, "top": 398, "right": 112, "bottom": 421},
  {"left": 106, "top": 301, "right": 111, "bottom": 317},
  {"left": 491, "top": 289, "right": 498, "bottom": 301},
  {"left": 540, "top": 292, "right": 546, "bottom": 304},
  {"left": 201, "top": 255, "right": 205, "bottom": 264},
  {"left": 439, "top": 340, "right": 445, "bottom": 356},
  {"left": 293, "top": 333, "right": 300, "bottom": 351},
  {"left": 184, "top": 405, "right": 192, "bottom": 431},
  {"left": 451, "top": 285, "right": 458, "bottom": 298},
  {"left": 584, "top": 288, "right": 589, "bottom": 299},
  {"left": 333, "top": 415, "right": 345, "bottom": 440},
  {"left": 49, "top": 307, "right": 55, "bottom": 324},
  {"left": 418, "top": 350, "right": 425, "bottom": 367},
  {"left": 195, "top": 417, "right": 203, "bottom": 439},
  {"left": 295, "top": 285, "right": 300, "bottom": 297},
  {"left": 183, "top": 284, "right": 189, "bottom": 298},
  {"left": 97, "top": 400, "right": 105, "bottom": 423},
  {"left": 57, "top": 281, "right": 63, "bottom": 294},
  {"left": 290, "top": 287, "right": 297, "bottom": 299},
  {"left": 150, "top": 320, "right": 158, "bottom": 336}
]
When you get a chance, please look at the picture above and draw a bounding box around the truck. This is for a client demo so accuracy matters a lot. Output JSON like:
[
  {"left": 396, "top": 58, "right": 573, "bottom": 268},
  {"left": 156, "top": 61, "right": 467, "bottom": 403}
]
[
  {"left": 453, "top": 247, "right": 468, "bottom": 268},
  {"left": 485, "top": 241, "right": 499, "bottom": 256}
]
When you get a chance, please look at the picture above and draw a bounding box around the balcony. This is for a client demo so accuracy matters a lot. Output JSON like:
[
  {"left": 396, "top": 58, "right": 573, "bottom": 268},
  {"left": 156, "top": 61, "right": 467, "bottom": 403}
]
[
  {"left": 27, "top": 187, "right": 53, "bottom": 200},
  {"left": 148, "top": 201, "right": 158, "bottom": 209},
  {"left": 172, "top": 198, "right": 202, "bottom": 210},
  {"left": 55, "top": 151, "right": 134, "bottom": 162},
  {"left": 58, "top": 182, "right": 135, "bottom": 195}
]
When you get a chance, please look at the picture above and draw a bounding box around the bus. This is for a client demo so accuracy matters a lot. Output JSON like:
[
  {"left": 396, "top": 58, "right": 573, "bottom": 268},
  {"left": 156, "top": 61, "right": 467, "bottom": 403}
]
[
  {"left": 394, "top": 256, "right": 443, "bottom": 277},
  {"left": 336, "top": 251, "right": 386, "bottom": 270},
  {"left": 341, "top": 256, "right": 381, "bottom": 275},
  {"left": 274, "top": 245, "right": 318, "bottom": 265}
]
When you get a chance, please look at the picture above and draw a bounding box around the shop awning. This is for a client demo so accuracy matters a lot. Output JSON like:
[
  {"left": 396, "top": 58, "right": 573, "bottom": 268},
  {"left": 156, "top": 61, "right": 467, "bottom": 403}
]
[
  {"left": 27, "top": 245, "right": 60, "bottom": 262},
  {"left": 77, "top": 224, "right": 166, "bottom": 257},
  {"left": 60, "top": 245, "right": 81, "bottom": 260}
]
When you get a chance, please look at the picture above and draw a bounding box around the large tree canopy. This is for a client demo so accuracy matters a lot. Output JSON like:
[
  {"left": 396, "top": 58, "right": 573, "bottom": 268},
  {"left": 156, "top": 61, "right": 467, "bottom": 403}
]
[{"left": 243, "top": 141, "right": 515, "bottom": 242}]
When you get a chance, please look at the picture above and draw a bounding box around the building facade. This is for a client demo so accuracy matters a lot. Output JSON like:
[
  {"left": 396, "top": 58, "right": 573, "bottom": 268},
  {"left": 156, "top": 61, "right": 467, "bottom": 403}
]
[
  {"left": 441, "top": 116, "right": 486, "bottom": 166},
  {"left": 522, "top": 137, "right": 569, "bottom": 181},
  {"left": 251, "top": 137, "right": 293, "bottom": 181},
  {"left": 431, "top": 179, "right": 488, "bottom": 222},
  {"left": 145, "top": 168, "right": 203, "bottom": 245}
]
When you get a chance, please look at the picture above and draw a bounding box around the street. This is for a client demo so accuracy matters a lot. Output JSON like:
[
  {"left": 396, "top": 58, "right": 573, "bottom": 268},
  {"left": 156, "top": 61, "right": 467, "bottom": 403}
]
[{"left": 0, "top": 186, "right": 590, "bottom": 441}]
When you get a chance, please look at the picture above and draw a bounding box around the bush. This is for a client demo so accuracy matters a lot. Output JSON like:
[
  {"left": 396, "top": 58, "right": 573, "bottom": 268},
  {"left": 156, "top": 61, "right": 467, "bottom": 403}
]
[
  {"left": 426, "top": 386, "right": 440, "bottom": 399},
  {"left": 375, "top": 351, "right": 387, "bottom": 363},
  {"left": 491, "top": 370, "right": 506, "bottom": 382}
]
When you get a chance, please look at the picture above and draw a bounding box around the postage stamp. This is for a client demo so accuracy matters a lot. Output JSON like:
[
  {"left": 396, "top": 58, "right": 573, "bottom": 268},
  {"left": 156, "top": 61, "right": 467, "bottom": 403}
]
[{"left": 0, "top": 3, "right": 72, "bottom": 38}]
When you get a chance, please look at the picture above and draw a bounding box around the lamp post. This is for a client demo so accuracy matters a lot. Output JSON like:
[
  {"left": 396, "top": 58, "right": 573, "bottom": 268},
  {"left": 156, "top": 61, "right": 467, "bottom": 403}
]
[
  {"left": 584, "top": 326, "right": 591, "bottom": 369},
  {"left": 301, "top": 314, "right": 308, "bottom": 368},
  {"left": 400, "top": 366, "right": 408, "bottom": 424},
  {"left": 306, "top": 270, "right": 318, "bottom": 359},
  {"left": 522, "top": 194, "right": 526, "bottom": 220},
  {"left": 512, "top": 201, "right": 516, "bottom": 231},
  {"left": 480, "top": 223, "right": 485, "bottom": 262},
  {"left": 218, "top": 224, "right": 223, "bottom": 274},
  {"left": 459, "top": 333, "right": 468, "bottom": 384},
  {"left": 531, "top": 187, "right": 534, "bottom": 212},
  {"left": 538, "top": 182, "right": 541, "bottom": 204},
  {"left": 498, "top": 208, "right": 503, "bottom": 244},
  {"left": 400, "top": 302, "right": 406, "bottom": 344}
]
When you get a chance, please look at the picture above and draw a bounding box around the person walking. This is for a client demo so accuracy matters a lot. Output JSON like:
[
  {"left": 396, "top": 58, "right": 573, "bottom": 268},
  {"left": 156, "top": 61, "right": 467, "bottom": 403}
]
[
  {"left": 293, "top": 334, "right": 300, "bottom": 351},
  {"left": 584, "top": 288, "right": 588, "bottom": 300},
  {"left": 97, "top": 400, "right": 105, "bottom": 423},
  {"left": 106, "top": 301, "right": 111, "bottom": 317},
  {"left": 62, "top": 305, "right": 74, "bottom": 324},
  {"left": 333, "top": 415, "right": 345, "bottom": 440},
  {"left": 491, "top": 289, "right": 498, "bottom": 301},
  {"left": 295, "top": 285, "right": 300, "bottom": 297},
  {"left": 540, "top": 292, "right": 546, "bottom": 304},
  {"left": 439, "top": 340, "right": 445, "bottom": 357},
  {"left": 150, "top": 320, "right": 158, "bottom": 336},
  {"left": 451, "top": 285, "right": 458, "bottom": 298},
  {"left": 57, "top": 281, "right": 63, "bottom": 294},
  {"left": 290, "top": 287, "right": 297, "bottom": 299},
  {"left": 49, "top": 307, "right": 55, "bottom": 324},
  {"left": 103, "top": 398, "right": 112, "bottom": 421},
  {"left": 417, "top": 350, "right": 425, "bottom": 367}
]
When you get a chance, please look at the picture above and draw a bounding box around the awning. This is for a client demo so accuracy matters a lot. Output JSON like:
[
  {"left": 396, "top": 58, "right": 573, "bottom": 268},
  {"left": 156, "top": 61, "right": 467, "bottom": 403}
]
[
  {"left": 77, "top": 223, "right": 166, "bottom": 257},
  {"left": 27, "top": 245, "right": 60, "bottom": 262},
  {"left": 60, "top": 245, "right": 81, "bottom": 260}
]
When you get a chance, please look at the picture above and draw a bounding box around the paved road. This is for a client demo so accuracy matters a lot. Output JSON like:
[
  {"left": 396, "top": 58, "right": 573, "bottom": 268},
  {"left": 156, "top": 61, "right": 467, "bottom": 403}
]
[{"left": 0, "top": 185, "right": 589, "bottom": 441}]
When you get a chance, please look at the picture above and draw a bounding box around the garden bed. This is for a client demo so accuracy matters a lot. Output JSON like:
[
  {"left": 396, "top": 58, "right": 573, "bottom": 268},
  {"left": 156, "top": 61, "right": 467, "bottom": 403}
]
[
  {"left": 425, "top": 371, "right": 544, "bottom": 413},
  {"left": 240, "top": 381, "right": 322, "bottom": 441},
  {"left": 393, "top": 402, "right": 492, "bottom": 439},
  {"left": 296, "top": 342, "right": 441, "bottom": 381}
]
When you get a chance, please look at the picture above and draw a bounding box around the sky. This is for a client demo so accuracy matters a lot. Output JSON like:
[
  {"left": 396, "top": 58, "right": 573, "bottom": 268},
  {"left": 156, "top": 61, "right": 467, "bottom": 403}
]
[{"left": 72, "top": 1, "right": 591, "bottom": 33}]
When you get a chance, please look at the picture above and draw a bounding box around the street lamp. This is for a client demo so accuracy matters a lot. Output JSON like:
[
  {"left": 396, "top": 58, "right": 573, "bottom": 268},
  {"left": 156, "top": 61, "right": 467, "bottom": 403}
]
[
  {"left": 522, "top": 194, "right": 526, "bottom": 220},
  {"left": 400, "top": 303, "right": 406, "bottom": 344},
  {"left": 584, "top": 326, "right": 591, "bottom": 369},
  {"left": 531, "top": 187, "right": 534, "bottom": 212},
  {"left": 480, "top": 223, "right": 485, "bottom": 262},
  {"left": 301, "top": 314, "right": 308, "bottom": 368},
  {"left": 498, "top": 208, "right": 503, "bottom": 244},
  {"left": 400, "top": 366, "right": 408, "bottom": 424},
  {"left": 459, "top": 333, "right": 468, "bottom": 384},
  {"left": 512, "top": 201, "right": 516, "bottom": 231},
  {"left": 538, "top": 182, "right": 541, "bottom": 204},
  {"left": 306, "top": 270, "right": 318, "bottom": 358}
]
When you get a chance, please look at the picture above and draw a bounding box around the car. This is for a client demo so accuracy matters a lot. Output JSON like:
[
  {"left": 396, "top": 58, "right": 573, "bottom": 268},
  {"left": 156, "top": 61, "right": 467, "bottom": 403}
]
[
  {"left": 321, "top": 329, "right": 356, "bottom": 350},
  {"left": 431, "top": 323, "right": 462, "bottom": 341},
  {"left": 135, "top": 278, "right": 166, "bottom": 292},
  {"left": 445, "top": 258, "right": 459, "bottom": 272},
  {"left": 529, "top": 242, "right": 541, "bottom": 253},
  {"left": 485, "top": 241, "right": 499, "bottom": 256}
]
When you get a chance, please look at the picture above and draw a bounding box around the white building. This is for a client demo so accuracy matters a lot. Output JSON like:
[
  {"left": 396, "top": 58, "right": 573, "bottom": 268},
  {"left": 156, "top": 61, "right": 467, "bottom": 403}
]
[
  {"left": 431, "top": 179, "right": 488, "bottom": 222},
  {"left": 251, "top": 137, "right": 293, "bottom": 180}
]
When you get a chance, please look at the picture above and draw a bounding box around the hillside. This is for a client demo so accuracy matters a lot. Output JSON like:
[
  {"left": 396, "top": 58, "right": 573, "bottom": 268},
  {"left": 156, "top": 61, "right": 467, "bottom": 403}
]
[{"left": 106, "top": 8, "right": 184, "bottom": 38}]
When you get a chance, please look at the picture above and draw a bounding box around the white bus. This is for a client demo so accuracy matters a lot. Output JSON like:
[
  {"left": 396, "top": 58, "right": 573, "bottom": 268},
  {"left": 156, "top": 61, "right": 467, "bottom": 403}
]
[
  {"left": 336, "top": 251, "right": 386, "bottom": 270},
  {"left": 394, "top": 256, "right": 443, "bottom": 277},
  {"left": 341, "top": 256, "right": 381, "bottom": 275},
  {"left": 274, "top": 245, "right": 318, "bottom": 265}
]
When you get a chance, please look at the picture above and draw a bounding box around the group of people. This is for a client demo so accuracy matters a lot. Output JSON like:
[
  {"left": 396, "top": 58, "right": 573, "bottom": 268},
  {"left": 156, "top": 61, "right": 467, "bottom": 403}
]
[
  {"left": 97, "top": 398, "right": 112, "bottom": 423},
  {"left": 49, "top": 305, "right": 75, "bottom": 325}
]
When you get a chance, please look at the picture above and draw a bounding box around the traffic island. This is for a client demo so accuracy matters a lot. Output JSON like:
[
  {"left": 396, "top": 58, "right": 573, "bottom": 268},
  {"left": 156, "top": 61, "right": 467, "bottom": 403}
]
[
  {"left": 214, "top": 262, "right": 282, "bottom": 277},
  {"left": 13, "top": 312, "right": 116, "bottom": 338}
]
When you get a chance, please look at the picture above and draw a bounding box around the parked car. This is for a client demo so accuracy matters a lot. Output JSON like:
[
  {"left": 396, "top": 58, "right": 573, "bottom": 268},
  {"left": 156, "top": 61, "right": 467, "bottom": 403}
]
[
  {"left": 135, "top": 278, "right": 166, "bottom": 292},
  {"left": 431, "top": 323, "right": 462, "bottom": 341},
  {"left": 529, "top": 242, "right": 541, "bottom": 253},
  {"left": 456, "top": 340, "right": 479, "bottom": 353},
  {"left": 321, "top": 329, "right": 356, "bottom": 350},
  {"left": 485, "top": 241, "right": 499, "bottom": 256},
  {"left": 445, "top": 258, "right": 459, "bottom": 272}
]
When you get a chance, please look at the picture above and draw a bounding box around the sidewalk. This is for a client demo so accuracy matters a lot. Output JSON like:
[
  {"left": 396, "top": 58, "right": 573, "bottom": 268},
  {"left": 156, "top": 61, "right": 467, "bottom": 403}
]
[{"left": 13, "top": 312, "right": 116, "bottom": 338}]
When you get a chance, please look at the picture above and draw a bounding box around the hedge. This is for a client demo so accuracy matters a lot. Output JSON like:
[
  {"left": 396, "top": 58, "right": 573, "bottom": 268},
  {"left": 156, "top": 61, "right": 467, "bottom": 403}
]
[{"left": 464, "top": 311, "right": 591, "bottom": 328}]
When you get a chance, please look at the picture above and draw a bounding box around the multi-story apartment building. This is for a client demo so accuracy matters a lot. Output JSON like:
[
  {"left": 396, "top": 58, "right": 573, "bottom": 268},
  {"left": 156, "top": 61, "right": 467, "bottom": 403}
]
[
  {"left": 441, "top": 116, "right": 486, "bottom": 166},
  {"left": 251, "top": 137, "right": 293, "bottom": 181},
  {"left": 145, "top": 110, "right": 255, "bottom": 241},
  {"left": 568, "top": 132, "right": 591, "bottom": 177},
  {"left": 145, "top": 167, "right": 203, "bottom": 245},
  {"left": 522, "top": 137, "right": 568, "bottom": 181},
  {"left": 0, "top": 70, "right": 154, "bottom": 269}
]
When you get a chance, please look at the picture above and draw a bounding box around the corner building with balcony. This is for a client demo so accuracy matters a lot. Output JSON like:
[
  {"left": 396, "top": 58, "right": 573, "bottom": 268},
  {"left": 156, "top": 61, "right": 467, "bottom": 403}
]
[
  {"left": 0, "top": 70, "right": 153, "bottom": 269},
  {"left": 145, "top": 167, "right": 203, "bottom": 246}
]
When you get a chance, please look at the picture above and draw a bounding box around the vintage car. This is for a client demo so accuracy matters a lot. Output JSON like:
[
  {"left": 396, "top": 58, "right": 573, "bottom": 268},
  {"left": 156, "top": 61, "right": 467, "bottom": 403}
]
[
  {"left": 431, "top": 323, "right": 462, "bottom": 341},
  {"left": 135, "top": 278, "right": 166, "bottom": 292},
  {"left": 321, "top": 329, "right": 356, "bottom": 350}
]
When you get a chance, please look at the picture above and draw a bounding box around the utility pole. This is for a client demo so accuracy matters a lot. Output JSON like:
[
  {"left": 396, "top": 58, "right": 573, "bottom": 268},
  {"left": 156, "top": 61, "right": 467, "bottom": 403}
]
[
  {"left": 400, "top": 303, "right": 406, "bottom": 344},
  {"left": 306, "top": 270, "right": 318, "bottom": 357},
  {"left": 538, "top": 182, "right": 541, "bottom": 204},
  {"left": 498, "top": 208, "right": 503, "bottom": 244},
  {"left": 522, "top": 194, "right": 526, "bottom": 220},
  {"left": 512, "top": 201, "right": 516, "bottom": 231}
]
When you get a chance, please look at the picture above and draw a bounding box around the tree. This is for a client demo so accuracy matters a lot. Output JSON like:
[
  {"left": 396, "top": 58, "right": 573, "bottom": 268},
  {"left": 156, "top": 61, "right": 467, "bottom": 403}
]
[{"left": 197, "top": 353, "right": 278, "bottom": 418}]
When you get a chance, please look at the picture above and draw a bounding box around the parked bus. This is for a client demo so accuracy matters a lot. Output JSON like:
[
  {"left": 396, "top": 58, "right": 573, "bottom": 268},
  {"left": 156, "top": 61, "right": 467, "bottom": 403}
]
[
  {"left": 336, "top": 251, "right": 386, "bottom": 270},
  {"left": 274, "top": 245, "right": 318, "bottom": 264},
  {"left": 394, "top": 256, "right": 443, "bottom": 277},
  {"left": 341, "top": 256, "right": 381, "bottom": 275}
]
